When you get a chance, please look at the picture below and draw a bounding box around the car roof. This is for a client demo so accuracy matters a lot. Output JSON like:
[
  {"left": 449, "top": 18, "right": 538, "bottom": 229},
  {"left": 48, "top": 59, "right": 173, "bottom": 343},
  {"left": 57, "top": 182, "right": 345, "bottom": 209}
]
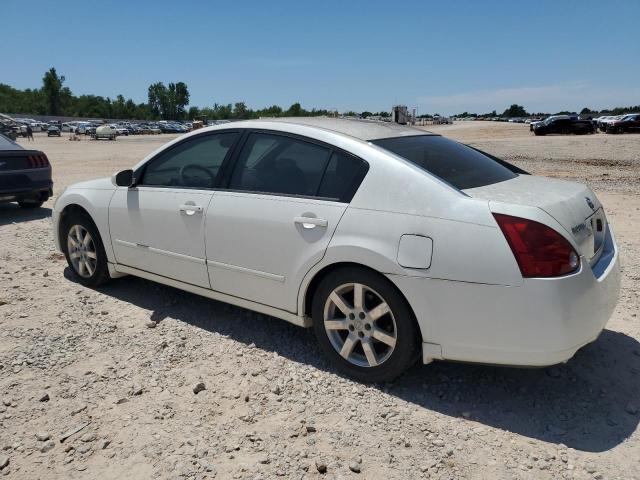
[{"left": 256, "top": 117, "right": 433, "bottom": 141}]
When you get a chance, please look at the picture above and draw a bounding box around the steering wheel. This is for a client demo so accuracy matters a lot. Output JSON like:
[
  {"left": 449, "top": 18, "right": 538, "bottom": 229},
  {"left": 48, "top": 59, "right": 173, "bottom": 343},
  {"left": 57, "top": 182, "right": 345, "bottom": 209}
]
[{"left": 178, "top": 164, "right": 216, "bottom": 187}]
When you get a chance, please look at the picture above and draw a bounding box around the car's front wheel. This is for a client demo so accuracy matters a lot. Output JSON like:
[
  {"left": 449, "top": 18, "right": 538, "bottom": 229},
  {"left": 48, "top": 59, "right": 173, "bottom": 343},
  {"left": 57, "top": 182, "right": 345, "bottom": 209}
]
[
  {"left": 312, "top": 267, "right": 420, "bottom": 383},
  {"left": 62, "top": 213, "right": 110, "bottom": 287}
]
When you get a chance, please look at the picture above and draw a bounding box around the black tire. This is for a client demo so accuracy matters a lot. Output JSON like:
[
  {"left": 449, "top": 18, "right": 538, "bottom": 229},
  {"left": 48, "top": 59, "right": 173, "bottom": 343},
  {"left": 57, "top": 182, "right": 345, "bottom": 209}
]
[
  {"left": 61, "top": 212, "right": 111, "bottom": 287},
  {"left": 18, "top": 200, "right": 44, "bottom": 209},
  {"left": 312, "top": 267, "right": 420, "bottom": 383}
]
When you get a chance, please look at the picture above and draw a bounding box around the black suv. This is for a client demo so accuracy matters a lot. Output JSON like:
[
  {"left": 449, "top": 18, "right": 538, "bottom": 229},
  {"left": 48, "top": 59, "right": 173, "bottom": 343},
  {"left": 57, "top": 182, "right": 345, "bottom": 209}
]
[
  {"left": 532, "top": 117, "right": 595, "bottom": 136},
  {"left": 0, "top": 134, "right": 52, "bottom": 208}
]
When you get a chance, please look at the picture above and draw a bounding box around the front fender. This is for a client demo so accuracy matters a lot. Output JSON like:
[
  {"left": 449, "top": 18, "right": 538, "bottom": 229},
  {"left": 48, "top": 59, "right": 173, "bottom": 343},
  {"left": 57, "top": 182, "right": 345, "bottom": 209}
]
[{"left": 53, "top": 188, "right": 117, "bottom": 262}]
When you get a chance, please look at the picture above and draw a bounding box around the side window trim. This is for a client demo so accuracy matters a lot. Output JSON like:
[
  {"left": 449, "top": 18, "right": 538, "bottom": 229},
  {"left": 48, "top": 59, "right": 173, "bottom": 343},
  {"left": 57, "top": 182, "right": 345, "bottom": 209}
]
[
  {"left": 134, "top": 130, "right": 242, "bottom": 189},
  {"left": 218, "top": 128, "right": 369, "bottom": 203}
]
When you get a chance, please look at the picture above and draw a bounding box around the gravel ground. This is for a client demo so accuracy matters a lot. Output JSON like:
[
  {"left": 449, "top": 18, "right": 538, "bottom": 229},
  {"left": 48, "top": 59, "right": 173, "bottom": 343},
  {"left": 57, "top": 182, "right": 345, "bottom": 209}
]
[{"left": 0, "top": 125, "right": 639, "bottom": 479}]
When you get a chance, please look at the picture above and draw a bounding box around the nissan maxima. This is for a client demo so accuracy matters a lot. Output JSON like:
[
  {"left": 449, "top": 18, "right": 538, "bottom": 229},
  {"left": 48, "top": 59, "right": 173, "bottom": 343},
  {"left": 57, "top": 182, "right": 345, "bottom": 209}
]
[{"left": 52, "top": 118, "right": 620, "bottom": 382}]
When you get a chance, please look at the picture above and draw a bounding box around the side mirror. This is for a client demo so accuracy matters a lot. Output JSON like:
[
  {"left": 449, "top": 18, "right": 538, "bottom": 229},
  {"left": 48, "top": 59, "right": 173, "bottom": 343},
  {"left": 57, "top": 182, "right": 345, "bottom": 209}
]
[{"left": 112, "top": 169, "right": 134, "bottom": 187}]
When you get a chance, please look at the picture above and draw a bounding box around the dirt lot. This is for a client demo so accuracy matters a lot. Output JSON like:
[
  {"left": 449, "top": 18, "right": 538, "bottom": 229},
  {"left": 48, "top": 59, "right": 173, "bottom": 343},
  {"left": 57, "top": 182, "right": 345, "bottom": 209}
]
[{"left": 1, "top": 124, "right": 639, "bottom": 479}]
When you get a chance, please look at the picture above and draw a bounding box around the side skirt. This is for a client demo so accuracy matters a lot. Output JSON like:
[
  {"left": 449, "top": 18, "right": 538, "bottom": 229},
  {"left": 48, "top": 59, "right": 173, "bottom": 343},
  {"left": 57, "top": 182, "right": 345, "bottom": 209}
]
[{"left": 110, "top": 263, "right": 312, "bottom": 328}]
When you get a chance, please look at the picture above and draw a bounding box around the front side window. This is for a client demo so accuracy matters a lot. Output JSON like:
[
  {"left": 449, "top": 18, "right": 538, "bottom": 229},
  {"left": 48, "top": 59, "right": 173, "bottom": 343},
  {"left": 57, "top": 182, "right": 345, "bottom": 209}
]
[
  {"left": 229, "top": 133, "right": 331, "bottom": 197},
  {"left": 372, "top": 135, "right": 516, "bottom": 190},
  {"left": 141, "top": 132, "right": 239, "bottom": 188}
]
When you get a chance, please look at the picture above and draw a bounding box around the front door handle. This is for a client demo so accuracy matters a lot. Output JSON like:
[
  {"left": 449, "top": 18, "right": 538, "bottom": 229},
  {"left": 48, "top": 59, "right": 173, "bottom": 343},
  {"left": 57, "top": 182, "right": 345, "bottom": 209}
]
[
  {"left": 179, "top": 204, "right": 203, "bottom": 216},
  {"left": 294, "top": 216, "right": 328, "bottom": 229}
]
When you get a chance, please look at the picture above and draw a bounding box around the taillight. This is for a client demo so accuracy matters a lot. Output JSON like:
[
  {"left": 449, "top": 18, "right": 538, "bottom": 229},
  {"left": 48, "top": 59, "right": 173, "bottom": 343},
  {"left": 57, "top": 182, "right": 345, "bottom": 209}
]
[
  {"left": 493, "top": 213, "right": 580, "bottom": 278},
  {"left": 27, "top": 154, "right": 50, "bottom": 168}
]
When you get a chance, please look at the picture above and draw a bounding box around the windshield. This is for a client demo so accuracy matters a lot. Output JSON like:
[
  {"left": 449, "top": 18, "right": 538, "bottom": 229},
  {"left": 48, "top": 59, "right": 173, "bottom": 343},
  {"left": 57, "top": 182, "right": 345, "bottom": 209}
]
[{"left": 371, "top": 135, "right": 517, "bottom": 190}]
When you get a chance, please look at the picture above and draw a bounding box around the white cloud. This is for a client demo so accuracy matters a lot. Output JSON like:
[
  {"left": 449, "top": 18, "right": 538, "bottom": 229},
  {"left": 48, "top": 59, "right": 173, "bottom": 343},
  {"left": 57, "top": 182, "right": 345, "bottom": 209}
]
[{"left": 416, "top": 84, "right": 640, "bottom": 114}]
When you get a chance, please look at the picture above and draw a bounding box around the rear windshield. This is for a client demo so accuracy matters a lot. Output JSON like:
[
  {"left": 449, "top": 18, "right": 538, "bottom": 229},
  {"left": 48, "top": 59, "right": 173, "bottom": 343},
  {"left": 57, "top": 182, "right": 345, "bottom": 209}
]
[{"left": 371, "top": 135, "right": 517, "bottom": 190}]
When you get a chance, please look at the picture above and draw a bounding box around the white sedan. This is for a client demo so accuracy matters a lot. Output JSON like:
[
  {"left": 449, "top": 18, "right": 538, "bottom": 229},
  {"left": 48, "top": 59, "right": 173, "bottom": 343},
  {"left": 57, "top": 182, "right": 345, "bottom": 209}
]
[{"left": 52, "top": 118, "right": 621, "bottom": 382}]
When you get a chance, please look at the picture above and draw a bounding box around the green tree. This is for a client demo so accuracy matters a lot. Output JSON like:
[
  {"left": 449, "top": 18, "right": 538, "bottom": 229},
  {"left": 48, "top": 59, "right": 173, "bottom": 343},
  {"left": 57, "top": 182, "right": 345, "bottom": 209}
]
[
  {"left": 42, "top": 67, "right": 65, "bottom": 115},
  {"left": 502, "top": 104, "right": 528, "bottom": 117},
  {"left": 113, "top": 95, "right": 126, "bottom": 118},
  {"left": 188, "top": 106, "right": 201, "bottom": 119},
  {"left": 286, "top": 102, "right": 304, "bottom": 116},
  {"left": 147, "top": 82, "right": 167, "bottom": 119},
  {"left": 233, "top": 101, "right": 249, "bottom": 119},
  {"left": 174, "top": 82, "right": 190, "bottom": 119},
  {"left": 256, "top": 105, "right": 283, "bottom": 118}
]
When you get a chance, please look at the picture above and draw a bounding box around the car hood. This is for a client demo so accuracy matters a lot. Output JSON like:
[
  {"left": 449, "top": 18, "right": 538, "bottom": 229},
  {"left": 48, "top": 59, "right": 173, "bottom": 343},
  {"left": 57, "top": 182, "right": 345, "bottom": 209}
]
[{"left": 69, "top": 177, "right": 115, "bottom": 190}]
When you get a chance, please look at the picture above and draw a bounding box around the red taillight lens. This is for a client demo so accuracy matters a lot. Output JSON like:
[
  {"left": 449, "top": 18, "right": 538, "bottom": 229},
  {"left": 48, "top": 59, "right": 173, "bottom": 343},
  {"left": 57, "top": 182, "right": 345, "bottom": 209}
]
[
  {"left": 493, "top": 213, "right": 580, "bottom": 278},
  {"left": 27, "top": 154, "right": 49, "bottom": 168}
]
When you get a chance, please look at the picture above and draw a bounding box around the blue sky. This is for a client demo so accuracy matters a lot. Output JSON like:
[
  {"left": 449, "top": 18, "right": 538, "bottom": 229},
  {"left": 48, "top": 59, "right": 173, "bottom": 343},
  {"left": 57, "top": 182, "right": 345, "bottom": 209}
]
[{"left": 3, "top": 0, "right": 639, "bottom": 114}]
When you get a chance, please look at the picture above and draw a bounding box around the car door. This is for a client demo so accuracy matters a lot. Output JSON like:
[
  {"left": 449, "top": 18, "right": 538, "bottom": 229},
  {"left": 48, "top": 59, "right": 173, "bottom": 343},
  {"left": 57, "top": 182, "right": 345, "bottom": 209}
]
[
  {"left": 108, "top": 131, "right": 241, "bottom": 288},
  {"left": 205, "top": 131, "right": 368, "bottom": 313},
  {"left": 551, "top": 119, "right": 566, "bottom": 134}
]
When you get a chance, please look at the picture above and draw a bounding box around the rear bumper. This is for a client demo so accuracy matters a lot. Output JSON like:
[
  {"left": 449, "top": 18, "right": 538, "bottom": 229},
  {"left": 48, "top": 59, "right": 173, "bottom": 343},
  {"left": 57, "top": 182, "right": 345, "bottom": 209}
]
[
  {"left": 389, "top": 225, "right": 621, "bottom": 367},
  {"left": 0, "top": 172, "right": 53, "bottom": 203}
]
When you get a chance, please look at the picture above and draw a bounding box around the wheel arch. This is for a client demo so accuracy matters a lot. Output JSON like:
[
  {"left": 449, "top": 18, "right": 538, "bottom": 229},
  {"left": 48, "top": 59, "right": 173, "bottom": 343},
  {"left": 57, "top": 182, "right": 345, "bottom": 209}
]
[
  {"left": 300, "top": 261, "right": 422, "bottom": 340},
  {"left": 58, "top": 204, "right": 96, "bottom": 253},
  {"left": 55, "top": 188, "right": 116, "bottom": 262}
]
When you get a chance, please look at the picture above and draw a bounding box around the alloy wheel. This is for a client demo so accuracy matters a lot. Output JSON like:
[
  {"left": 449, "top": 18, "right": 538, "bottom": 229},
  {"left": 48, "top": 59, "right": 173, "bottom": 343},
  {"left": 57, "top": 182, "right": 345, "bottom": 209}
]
[
  {"left": 67, "top": 225, "right": 97, "bottom": 278},
  {"left": 323, "top": 283, "right": 397, "bottom": 368}
]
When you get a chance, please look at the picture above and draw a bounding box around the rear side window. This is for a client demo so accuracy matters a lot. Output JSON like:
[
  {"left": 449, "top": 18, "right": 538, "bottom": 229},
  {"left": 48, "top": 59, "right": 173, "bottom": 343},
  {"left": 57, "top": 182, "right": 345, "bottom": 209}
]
[
  {"left": 372, "top": 135, "right": 516, "bottom": 190},
  {"left": 229, "top": 133, "right": 330, "bottom": 197},
  {"left": 318, "top": 151, "right": 368, "bottom": 201}
]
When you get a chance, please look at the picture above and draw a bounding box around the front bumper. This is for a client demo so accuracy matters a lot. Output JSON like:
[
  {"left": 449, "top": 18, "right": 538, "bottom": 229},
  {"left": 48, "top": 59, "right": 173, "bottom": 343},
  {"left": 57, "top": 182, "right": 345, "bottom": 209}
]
[{"left": 389, "top": 225, "right": 621, "bottom": 367}]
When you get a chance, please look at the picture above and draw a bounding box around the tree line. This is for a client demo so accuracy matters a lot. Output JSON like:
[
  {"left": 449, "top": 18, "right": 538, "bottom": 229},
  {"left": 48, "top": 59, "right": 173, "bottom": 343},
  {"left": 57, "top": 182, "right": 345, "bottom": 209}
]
[
  {"left": 3, "top": 68, "right": 637, "bottom": 121},
  {"left": 455, "top": 103, "right": 640, "bottom": 118},
  {"left": 0, "top": 67, "right": 341, "bottom": 121}
]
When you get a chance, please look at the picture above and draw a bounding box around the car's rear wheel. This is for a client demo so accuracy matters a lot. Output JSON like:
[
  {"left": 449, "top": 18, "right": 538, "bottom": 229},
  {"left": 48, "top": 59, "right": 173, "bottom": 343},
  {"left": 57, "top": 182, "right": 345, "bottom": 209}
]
[
  {"left": 18, "top": 199, "right": 44, "bottom": 208},
  {"left": 62, "top": 213, "right": 110, "bottom": 287},
  {"left": 312, "top": 267, "right": 420, "bottom": 383}
]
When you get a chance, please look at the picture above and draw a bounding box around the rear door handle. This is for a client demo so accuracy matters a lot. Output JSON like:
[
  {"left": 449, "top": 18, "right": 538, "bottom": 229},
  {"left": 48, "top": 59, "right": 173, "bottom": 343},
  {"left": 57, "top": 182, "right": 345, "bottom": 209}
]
[
  {"left": 179, "top": 204, "right": 203, "bottom": 215},
  {"left": 294, "top": 216, "right": 328, "bottom": 229}
]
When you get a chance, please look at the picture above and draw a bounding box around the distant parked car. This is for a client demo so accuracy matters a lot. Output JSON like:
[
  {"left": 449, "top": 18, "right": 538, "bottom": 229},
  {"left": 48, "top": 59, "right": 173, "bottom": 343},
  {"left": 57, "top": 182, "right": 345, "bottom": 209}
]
[
  {"left": 113, "top": 126, "right": 129, "bottom": 136},
  {"left": 29, "top": 122, "right": 46, "bottom": 132},
  {"left": 605, "top": 114, "right": 640, "bottom": 134},
  {"left": 529, "top": 115, "right": 571, "bottom": 131},
  {"left": 95, "top": 125, "right": 118, "bottom": 140},
  {"left": 160, "top": 124, "right": 184, "bottom": 134},
  {"left": 76, "top": 123, "right": 93, "bottom": 135},
  {"left": 0, "top": 123, "right": 19, "bottom": 140},
  {"left": 47, "top": 126, "right": 61, "bottom": 137},
  {"left": 597, "top": 115, "right": 623, "bottom": 132},
  {"left": 532, "top": 117, "right": 594, "bottom": 136},
  {"left": 0, "top": 133, "right": 52, "bottom": 208},
  {"left": 61, "top": 123, "right": 77, "bottom": 133}
]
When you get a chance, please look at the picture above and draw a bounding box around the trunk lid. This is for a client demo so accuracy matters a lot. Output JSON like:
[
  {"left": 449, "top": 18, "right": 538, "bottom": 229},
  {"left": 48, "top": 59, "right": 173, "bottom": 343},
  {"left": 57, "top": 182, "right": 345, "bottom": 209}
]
[{"left": 465, "top": 175, "right": 606, "bottom": 264}]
